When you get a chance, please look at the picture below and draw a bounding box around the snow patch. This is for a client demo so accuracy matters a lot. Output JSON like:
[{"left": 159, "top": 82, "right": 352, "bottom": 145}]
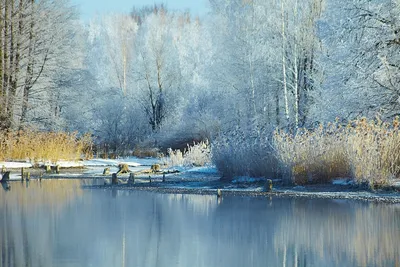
[
  {"left": 83, "top": 159, "right": 120, "bottom": 167},
  {"left": 56, "top": 161, "right": 84, "bottom": 168},
  {"left": 332, "top": 178, "right": 354, "bottom": 186},
  {"left": 164, "top": 166, "right": 187, "bottom": 173},
  {"left": 0, "top": 162, "right": 33, "bottom": 169},
  {"left": 83, "top": 157, "right": 160, "bottom": 167},
  {"left": 118, "top": 161, "right": 141, "bottom": 167},
  {"left": 232, "top": 176, "right": 265, "bottom": 183}
]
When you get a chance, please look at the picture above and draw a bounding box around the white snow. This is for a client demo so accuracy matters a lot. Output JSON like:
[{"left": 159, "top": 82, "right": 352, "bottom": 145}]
[
  {"left": 83, "top": 157, "right": 160, "bottom": 167},
  {"left": 232, "top": 176, "right": 265, "bottom": 183},
  {"left": 0, "top": 160, "right": 85, "bottom": 169},
  {"left": 332, "top": 179, "right": 354, "bottom": 186},
  {"left": 0, "top": 162, "right": 33, "bottom": 169},
  {"left": 83, "top": 159, "right": 120, "bottom": 167},
  {"left": 56, "top": 161, "right": 85, "bottom": 168}
]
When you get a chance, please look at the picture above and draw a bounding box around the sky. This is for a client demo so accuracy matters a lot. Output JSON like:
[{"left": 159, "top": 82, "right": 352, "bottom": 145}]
[{"left": 71, "top": 0, "right": 210, "bottom": 21}]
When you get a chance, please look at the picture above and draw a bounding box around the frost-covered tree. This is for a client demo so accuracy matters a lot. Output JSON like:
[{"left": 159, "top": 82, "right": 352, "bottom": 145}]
[
  {"left": 23, "top": 1, "right": 81, "bottom": 130},
  {"left": 0, "top": 0, "right": 79, "bottom": 130},
  {"left": 102, "top": 14, "right": 137, "bottom": 95},
  {"left": 316, "top": 0, "right": 400, "bottom": 121},
  {"left": 133, "top": 8, "right": 181, "bottom": 132},
  {"left": 208, "top": 0, "right": 323, "bottom": 131}
]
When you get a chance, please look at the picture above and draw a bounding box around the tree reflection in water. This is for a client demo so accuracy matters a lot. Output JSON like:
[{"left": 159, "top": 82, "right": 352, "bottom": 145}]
[
  {"left": 273, "top": 199, "right": 400, "bottom": 267},
  {"left": 0, "top": 182, "right": 399, "bottom": 267},
  {"left": 0, "top": 180, "right": 83, "bottom": 267}
]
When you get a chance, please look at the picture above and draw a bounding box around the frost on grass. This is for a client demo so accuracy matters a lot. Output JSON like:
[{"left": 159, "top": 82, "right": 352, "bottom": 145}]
[
  {"left": 164, "top": 141, "right": 211, "bottom": 168},
  {"left": 275, "top": 117, "right": 400, "bottom": 186}
]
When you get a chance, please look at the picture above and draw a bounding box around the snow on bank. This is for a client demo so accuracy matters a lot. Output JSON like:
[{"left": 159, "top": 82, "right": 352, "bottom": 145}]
[
  {"left": 1, "top": 161, "right": 85, "bottom": 169},
  {"left": 232, "top": 176, "right": 265, "bottom": 183},
  {"left": 1, "top": 157, "right": 161, "bottom": 169},
  {"left": 83, "top": 159, "right": 120, "bottom": 167},
  {"left": 84, "top": 157, "right": 160, "bottom": 167},
  {"left": 56, "top": 161, "right": 84, "bottom": 168},
  {"left": 0, "top": 162, "right": 33, "bottom": 169},
  {"left": 332, "top": 179, "right": 354, "bottom": 186}
]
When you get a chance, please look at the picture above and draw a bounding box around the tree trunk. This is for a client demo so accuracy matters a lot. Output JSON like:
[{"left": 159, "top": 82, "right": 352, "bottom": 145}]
[
  {"left": 3, "top": 0, "right": 10, "bottom": 128},
  {"left": 293, "top": 0, "right": 299, "bottom": 129},
  {"left": 20, "top": 0, "right": 35, "bottom": 126},
  {"left": 0, "top": 1, "right": 3, "bottom": 120},
  {"left": 275, "top": 81, "right": 280, "bottom": 126},
  {"left": 6, "top": 0, "right": 18, "bottom": 129},
  {"left": 281, "top": 0, "right": 290, "bottom": 127}
]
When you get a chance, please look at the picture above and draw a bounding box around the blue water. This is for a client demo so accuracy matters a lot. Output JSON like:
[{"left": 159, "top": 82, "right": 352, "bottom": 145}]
[{"left": 0, "top": 180, "right": 399, "bottom": 267}]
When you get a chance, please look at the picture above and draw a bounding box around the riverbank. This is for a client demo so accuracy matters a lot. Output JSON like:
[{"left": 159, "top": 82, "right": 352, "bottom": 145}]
[
  {"left": 117, "top": 185, "right": 400, "bottom": 204},
  {"left": 84, "top": 166, "right": 400, "bottom": 203},
  {"left": 2, "top": 158, "right": 400, "bottom": 203},
  {"left": 87, "top": 175, "right": 400, "bottom": 204}
]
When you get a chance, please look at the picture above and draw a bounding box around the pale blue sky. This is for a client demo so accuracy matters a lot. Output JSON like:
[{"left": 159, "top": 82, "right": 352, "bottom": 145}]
[{"left": 72, "top": 0, "right": 209, "bottom": 20}]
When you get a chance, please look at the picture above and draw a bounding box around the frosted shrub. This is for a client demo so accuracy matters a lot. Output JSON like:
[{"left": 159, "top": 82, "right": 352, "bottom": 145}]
[
  {"left": 212, "top": 130, "right": 282, "bottom": 180},
  {"left": 165, "top": 148, "right": 184, "bottom": 167},
  {"left": 164, "top": 141, "right": 211, "bottom": 167},
  {"left": 184, "top": 140, "right": 211, "bottom": 167}
]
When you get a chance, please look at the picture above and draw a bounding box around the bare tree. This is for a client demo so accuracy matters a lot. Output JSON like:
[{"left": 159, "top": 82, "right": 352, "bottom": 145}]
[
  {"left": 0, "top": 0, "right": 78, "bottom": 129},
  {"left": 134, "top": 8, "right": 180, "bottom": 132}
]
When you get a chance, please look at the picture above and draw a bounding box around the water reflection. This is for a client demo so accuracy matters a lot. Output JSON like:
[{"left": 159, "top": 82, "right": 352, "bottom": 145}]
[
  {"left": 1, "top": 182, "right": 11, "bottom": 191},
  {"left": 0, "top": 180, "right": 83, "bottom": 267},
  {"left": 273, "top": 199, "right": 400, "bottom": 267},
  {"left": 0, "top": 181, "right": 399, "bottom": 267}
]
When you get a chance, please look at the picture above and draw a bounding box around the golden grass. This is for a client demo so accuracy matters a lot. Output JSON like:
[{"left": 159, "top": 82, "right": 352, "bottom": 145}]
[
  {"left": 274, "top": 117, "right": 400, "bottom": 185},
  {"left": 0, "top": 130, "right": 93, "bottom": 163}
]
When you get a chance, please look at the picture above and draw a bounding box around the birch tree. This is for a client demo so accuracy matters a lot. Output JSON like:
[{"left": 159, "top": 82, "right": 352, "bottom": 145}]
[{"left": 278, "top": 0, "right": 324, "bottom": 128}]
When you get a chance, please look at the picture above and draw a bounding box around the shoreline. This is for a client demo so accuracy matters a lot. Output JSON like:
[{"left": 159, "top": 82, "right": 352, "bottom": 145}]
[
  {"left": 1, "top": 162, "right": 400, "bottom": 203},
  {"left": 83, "top": 179, "right": 400, "bottom": 204},
  {"left": 2, "top": 176, "right": 400, "bottom": 203}
]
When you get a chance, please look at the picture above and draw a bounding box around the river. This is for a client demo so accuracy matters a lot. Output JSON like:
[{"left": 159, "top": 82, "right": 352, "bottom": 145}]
[{"left": 0, "top": 179, "right": 399, "bottom": 267}]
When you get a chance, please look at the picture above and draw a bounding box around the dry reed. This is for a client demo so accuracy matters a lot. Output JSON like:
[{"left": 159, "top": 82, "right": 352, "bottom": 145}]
[
  {"left": 0, "top": 130, "right": 93, "bottom": 163},
  {"left": 274, "top": 117, "right": 400, "bottom": 186}
]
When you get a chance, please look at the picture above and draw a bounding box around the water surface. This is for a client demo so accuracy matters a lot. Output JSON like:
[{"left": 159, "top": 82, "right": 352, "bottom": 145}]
[{"left": 0, "top": 180, "right": 399, "bottom": 267}]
